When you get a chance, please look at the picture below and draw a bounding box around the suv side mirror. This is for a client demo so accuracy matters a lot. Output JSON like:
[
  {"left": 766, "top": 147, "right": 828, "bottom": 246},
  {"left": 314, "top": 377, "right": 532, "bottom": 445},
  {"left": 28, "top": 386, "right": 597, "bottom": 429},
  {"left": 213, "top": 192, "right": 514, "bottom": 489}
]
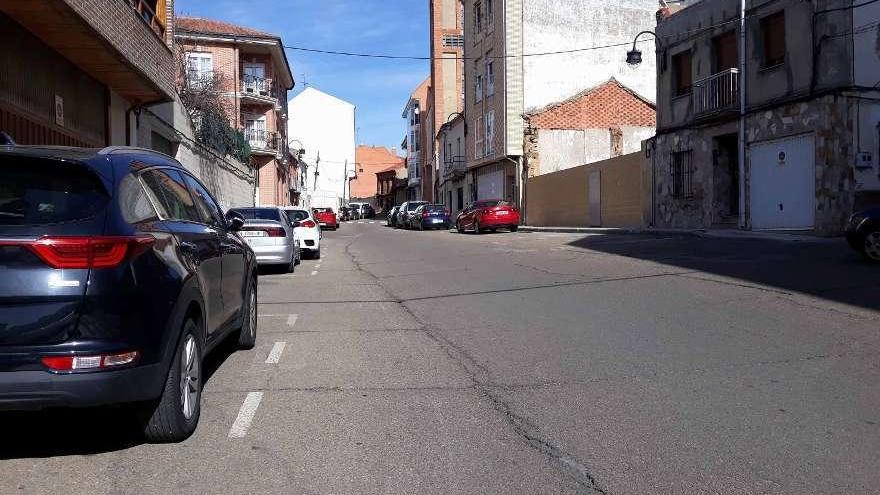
[{"left": 226, "top": 211, "right": 245, "bottom": 232}]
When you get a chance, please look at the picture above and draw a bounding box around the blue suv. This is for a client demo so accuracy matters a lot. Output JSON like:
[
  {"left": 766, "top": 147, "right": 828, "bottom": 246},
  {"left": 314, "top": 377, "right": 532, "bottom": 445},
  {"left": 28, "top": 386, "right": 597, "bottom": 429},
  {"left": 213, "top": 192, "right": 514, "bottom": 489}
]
[{"left": 0, "top": 145, "right": 259, "bottom": 442}]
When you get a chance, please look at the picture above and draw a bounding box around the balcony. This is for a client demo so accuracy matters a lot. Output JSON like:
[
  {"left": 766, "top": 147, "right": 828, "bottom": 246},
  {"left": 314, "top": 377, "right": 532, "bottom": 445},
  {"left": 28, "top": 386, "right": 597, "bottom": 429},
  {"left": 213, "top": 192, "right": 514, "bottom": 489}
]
[
  {"left": 443, "top": 156, "right": 466, "bottom": 179},
  {"left": 0, "top": 0, "right": 175, "bottom": 103},
  {"left": 245, "top": 128, "right": 281, "bottom": 157},
  {"left": 240, "top": 75, "right": 278, "bottom": 106},
  {"left": 693, "top": 68, "right": 739, "bottom": 117},
  {"left": 129, "top": 0, "right": 166, "bottom": 38}
]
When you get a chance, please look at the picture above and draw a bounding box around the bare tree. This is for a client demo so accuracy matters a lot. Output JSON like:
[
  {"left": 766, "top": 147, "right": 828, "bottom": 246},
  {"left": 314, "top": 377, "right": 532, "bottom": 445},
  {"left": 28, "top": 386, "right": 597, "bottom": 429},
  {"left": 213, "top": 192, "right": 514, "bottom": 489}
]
[{"left": 176, "top": 50, "right": 250, "bottom": 162}]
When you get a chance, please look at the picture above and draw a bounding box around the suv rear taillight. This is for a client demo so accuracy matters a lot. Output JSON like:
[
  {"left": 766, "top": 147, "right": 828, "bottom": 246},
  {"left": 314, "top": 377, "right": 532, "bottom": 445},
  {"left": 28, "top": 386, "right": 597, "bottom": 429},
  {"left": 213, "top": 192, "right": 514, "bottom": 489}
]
[
  {"left": 301, "top": 220, "right": 316, "bottom": 228},
  {"left": 41, "top": 351, "right": 139, "bottom": 372},
  {"left": 265, "top": 227, "right": 286, "bottom": 237},
  {"left": 422, "top": 212, "right": 429, "bottom": 218},
  {"left": 0, "top": 236, "right": 154, "bottom": 269}
]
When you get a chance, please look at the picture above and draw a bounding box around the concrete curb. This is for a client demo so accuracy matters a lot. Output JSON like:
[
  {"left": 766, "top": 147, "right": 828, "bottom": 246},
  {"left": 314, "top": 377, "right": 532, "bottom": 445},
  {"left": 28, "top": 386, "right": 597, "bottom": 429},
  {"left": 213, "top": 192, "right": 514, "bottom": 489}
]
[{"left": 519, "top": 226, "right": 842, "bottom": 243}]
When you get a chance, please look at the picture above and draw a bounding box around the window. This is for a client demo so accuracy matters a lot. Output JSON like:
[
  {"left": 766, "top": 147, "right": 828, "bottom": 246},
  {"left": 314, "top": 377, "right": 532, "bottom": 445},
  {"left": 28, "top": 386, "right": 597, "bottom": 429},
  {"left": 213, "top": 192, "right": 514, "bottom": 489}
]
[
  {"left": 485, "top": 112, "right": 495, "bottom": 154},
  {"left": 474, "top": 117, "right": 484, "bottom": 158},
  {"left": 671, "top": 150, "right": 694, "bottom": 199},
  {"left": 442, "top": 34, "right": 464, "bottom": 47},
  {"left": 183, "top": 174, "right": 225, "bottom": 227},
  {"left": 140, "top": 169, "right": 200, "bottom": 222},
  {"left": 672, "top": 50, "right": 693, "bottom": 97},
  {"left": 243, "top": 63, "right": 267, "bottom": 94},
  {"left": 474, "top": 1, "right": 483, "bottom": 35},
  {"left": 0, "top": 158, "right": 109, "bottom": 226},
  {"left": 485, "top": 59, "right": 495, "bottom": 96},
  {"left": 475, "top": 58, "right": 484, "bottom": 102},
  {"left": 185, "top": 52, "right": 213, "bottom": 87},
  {"left": 486, "top": 0, "right": 494, "bottom": 26},
  {"left": 414, "top": 108, "right": 421, "bottom": 125},
  {"left": 712, "top": 31, "right": 738, "bottom": 72},
  {"left": 761, "top": 11, "right": 786, "bottom": 68},
  {"left": 232, "top": 208, "right": 281, "bottom": 221}
]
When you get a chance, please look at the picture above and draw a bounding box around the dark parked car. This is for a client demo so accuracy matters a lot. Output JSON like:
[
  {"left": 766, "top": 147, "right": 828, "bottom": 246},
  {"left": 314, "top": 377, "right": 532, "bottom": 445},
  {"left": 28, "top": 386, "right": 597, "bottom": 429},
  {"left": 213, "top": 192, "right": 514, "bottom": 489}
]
[
  {"left": 409, "top": 204, "right": 451, "bottom": 230},
  {"left": 455, "top": 200, "right": 521, "bottom": 233},
  {"left": 338, "top": 206, "right": 351, "bottom": 222},
  {"left": 386, "top": 206, "right": 400, "bottom": 227},
  {"left": 359, "top": 203, "right": 376, "bottom": 219},
  {"left": 845, "top": 208, "right": 880, "bottom": 262},
  {"left": 396, "top": 201, "right": 428, "bottom": 229},
  {"left": 0, "top": 145, "right": 259, "bottom": 442}
]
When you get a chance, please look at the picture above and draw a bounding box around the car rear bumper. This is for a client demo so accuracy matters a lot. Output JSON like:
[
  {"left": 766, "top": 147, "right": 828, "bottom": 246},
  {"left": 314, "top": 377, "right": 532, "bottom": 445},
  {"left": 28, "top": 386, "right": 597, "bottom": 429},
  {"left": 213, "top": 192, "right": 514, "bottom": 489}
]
[
  {"left": 0, "top": 362, "right": 166, "bottom": 410},
  {"left": 251, "top": 243, "right": 294, "bottom": 265},
  {"left": 479, "top": 216, "right": 520, "bottom": 227}
]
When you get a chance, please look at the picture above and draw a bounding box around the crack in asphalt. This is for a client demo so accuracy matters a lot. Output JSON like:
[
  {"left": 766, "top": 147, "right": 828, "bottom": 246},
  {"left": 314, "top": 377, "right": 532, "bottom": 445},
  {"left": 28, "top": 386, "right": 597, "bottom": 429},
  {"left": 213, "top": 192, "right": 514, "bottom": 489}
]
[{"left": 342, "top": 232, "right": 608, "bottom": 494}]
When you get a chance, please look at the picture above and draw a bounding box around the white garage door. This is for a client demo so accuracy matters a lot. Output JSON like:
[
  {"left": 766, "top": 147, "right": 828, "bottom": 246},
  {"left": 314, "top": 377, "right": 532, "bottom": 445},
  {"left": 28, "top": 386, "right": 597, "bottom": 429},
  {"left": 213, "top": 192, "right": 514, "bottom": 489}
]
[
  {"left": 477, "top": 168, "right": 504, "bottom": 200},
  {"left": 749, "top": 134, "right": 815, "bottom": 230}
]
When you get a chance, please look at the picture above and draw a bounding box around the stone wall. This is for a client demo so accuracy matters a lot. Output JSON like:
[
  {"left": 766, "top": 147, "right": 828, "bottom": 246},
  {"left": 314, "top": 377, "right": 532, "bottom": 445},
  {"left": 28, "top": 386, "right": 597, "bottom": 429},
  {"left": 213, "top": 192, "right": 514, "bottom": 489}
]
[
  {"left": 745, "top": 94, "right": 856, "bottom": 235},
  {"left": 652, "top": 95, "right": 858, "bottom": 235}
]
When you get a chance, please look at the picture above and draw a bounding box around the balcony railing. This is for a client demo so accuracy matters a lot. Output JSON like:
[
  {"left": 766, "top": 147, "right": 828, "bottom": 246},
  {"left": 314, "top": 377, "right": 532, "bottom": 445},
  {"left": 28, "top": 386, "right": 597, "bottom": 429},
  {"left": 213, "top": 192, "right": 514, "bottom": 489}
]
[
  {"left": 245, "top": 128, "right": 279, "bottom": 154},
  {"left": 186, "top": 70, "right": 215, "bottom": 90},
  {"left": 241, "top": 75, "right": 276, "bottom": 100},
  {"left": 443, "top": 156, "right": 466, "bottom": 178},
  {"left": 129, "top": 0, "right": 166, "bottom": 38},
  {"left": 693, "top": 68, "right": 739, "bottom": 116}
]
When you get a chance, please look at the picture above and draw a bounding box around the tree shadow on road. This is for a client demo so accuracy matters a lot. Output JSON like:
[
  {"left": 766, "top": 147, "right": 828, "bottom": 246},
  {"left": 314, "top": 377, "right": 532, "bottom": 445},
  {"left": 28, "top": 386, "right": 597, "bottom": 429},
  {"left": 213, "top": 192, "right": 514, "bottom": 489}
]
[{"left": 567, "top": 233, "right": 880, "bottom": 312}]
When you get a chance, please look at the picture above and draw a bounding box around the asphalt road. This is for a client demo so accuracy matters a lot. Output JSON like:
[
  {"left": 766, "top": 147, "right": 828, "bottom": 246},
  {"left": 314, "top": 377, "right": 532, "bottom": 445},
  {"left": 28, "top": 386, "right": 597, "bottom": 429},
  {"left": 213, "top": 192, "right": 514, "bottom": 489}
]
[{"left": 1, "top": 221, "right": 878, "bottom": 494}]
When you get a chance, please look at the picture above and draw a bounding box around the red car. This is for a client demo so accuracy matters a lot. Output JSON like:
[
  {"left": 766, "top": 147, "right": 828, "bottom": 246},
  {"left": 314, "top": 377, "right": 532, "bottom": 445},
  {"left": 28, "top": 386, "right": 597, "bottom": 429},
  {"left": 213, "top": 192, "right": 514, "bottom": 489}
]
[
  {"left": 455, "top": 200, "right": 520, "bottom": 233},
  {"left": 312, "top": 207, "right": 339, "bottom": 230}
]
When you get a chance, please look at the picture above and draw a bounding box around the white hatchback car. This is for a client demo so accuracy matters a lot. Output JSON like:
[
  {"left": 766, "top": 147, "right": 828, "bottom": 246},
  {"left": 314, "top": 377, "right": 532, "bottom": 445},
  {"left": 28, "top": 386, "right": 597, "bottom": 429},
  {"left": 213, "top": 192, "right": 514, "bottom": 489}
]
[{"left": 284, "top": 208, "right": 321, "bottom": 259}]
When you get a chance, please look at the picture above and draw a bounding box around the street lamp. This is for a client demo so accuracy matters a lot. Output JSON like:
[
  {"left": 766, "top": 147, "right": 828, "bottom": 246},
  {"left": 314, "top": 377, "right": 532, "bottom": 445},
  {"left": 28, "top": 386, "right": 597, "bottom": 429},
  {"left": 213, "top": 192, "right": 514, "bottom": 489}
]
[{"left": 626, "top": 31, "right": 657, "bottom": 66}]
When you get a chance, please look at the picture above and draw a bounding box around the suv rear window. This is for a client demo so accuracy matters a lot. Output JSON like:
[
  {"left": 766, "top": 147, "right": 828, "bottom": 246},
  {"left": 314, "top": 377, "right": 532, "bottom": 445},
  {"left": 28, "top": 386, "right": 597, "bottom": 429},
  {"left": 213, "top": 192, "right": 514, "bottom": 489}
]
[
  {"left": 231, "top": 208, "right": 281, "bottom": 221},
  {"left": 0, "top": 158, "right": 108, "bottom": 225},
  {"left": 285, "top": 210, "right": 310, "bottom": 221},
  {"left": 425, "top": 205, "right": 446, "bottom": 212},
  {"left": 407, "top": 202, "right": 428, "bottom": 211}
]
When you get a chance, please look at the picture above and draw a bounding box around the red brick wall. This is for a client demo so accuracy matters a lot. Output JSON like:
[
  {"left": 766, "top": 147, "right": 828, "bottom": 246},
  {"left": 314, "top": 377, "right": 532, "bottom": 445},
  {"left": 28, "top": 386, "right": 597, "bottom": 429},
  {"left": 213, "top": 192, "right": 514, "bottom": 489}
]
[
  {"left": 528, "top": 80, "right": 656, "bottom": 130},
  {"left": 353, "top": 146, "right": 405, "bottom": 201}
]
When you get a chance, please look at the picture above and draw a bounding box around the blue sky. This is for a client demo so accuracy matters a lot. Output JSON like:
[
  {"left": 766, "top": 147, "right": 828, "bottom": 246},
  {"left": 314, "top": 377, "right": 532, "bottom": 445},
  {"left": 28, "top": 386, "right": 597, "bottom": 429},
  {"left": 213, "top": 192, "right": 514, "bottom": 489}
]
[{"left": 177, "top": 0, "right": 430, "bottom": 151}]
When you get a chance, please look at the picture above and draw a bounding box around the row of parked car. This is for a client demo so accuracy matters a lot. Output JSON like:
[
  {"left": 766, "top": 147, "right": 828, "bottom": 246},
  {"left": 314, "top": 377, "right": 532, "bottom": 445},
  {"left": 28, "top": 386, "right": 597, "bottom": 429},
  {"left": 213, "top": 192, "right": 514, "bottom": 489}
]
[
  {"left": 0, "top": 143, "right": 341, "bottom": 443},
  {"left": 386, "top": 200, "right": 521, "bottom": 233}
]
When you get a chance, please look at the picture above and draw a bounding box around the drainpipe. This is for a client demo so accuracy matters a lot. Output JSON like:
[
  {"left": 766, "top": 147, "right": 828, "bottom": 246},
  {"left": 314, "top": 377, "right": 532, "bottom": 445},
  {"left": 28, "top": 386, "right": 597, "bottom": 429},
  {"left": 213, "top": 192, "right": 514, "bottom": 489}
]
[{"left": 738, "top": 0, "right": 747, "bottom": 229}]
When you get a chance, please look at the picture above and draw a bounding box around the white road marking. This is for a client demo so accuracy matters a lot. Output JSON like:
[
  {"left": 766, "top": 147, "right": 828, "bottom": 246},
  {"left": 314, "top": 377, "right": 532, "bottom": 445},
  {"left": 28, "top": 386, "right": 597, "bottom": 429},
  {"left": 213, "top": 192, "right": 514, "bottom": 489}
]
[
  {"left": 311, "top": 270, "right": 318, "bottom": 276},
  {"left": 265, "top": 342, "right": 286, "bottom": 364},
  {"left": 315, "top": 264, "right": 321, "bottom": 269},
  {"left": 369, "top": 221, "right": 375, "bottom": 224},
  {"left": 228, "top": 392, "right": 263, "bottom": 439},
  {"left": 286, "top": 314, "right": 299, "bottom": 327}
]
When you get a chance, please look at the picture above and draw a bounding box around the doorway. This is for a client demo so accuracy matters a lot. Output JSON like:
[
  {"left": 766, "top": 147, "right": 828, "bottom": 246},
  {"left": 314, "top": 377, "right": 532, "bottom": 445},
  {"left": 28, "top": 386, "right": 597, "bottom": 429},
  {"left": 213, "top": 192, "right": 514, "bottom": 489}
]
[{"left": 712, "top": 134, "right": 739, "bottom": 225}]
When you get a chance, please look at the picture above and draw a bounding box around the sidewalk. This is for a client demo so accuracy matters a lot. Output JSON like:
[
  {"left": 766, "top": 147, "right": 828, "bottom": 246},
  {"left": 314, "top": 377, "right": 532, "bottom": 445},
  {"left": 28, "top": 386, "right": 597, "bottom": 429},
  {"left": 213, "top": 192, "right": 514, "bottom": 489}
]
[{"left": 520, "top": 225, "right": 842, "bottom": 243}]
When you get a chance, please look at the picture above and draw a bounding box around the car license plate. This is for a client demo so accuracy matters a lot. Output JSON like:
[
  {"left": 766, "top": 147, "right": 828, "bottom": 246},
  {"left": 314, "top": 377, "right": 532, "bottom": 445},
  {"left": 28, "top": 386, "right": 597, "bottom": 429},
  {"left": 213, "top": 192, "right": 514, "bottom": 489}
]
[
  {"left": 431, "top": 218, "right": 442, "bottom": 223},
  {"left": 241, "top": 230, "right": 266, "bottom": 237},
  {"left": 319, "top": 222, "right": 327, "bottom": 226},
  {"left": 496, "top": 211, "right": 509, "bottom": 215}
]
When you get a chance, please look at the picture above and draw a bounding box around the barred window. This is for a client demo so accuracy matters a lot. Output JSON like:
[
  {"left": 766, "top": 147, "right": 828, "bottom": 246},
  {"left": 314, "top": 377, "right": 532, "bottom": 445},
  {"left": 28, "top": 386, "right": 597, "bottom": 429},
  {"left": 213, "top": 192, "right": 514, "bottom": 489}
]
[
  {"left": 443, "top": 34, "right": 464, "bottom": 48},
  {"left": 671, "top": 150, "right": 694, "bottom": 199}
]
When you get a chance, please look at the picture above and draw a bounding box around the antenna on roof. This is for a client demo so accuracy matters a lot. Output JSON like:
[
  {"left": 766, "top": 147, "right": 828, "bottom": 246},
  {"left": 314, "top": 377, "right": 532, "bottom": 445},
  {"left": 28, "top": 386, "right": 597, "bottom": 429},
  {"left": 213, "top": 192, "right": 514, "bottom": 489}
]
[{"left": 0, "top": 131, "right": 15, "bottom": 146}]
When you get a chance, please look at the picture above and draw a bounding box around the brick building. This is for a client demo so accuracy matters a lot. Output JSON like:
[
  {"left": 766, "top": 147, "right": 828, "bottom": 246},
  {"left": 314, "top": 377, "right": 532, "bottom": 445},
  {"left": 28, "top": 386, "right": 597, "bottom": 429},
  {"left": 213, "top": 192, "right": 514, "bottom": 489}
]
[
  {"left": 351, "top": 146, "right": 405, "bottom": 206},
  {"left": 0, "top": 0, "right": 176, "bottom": 147},
  {"left": 175, "top": 16, "right": 295, "bottom": 206},
  {"left": 402, "top": 78, "right": 431, "bottom": 201},
  {"left": 524, "top": 79, "right": 656, "bottom": 176},
  {"left": 463, "top": 0, "right": 658, "bottom": 207},
  {"left": 375, "top": 164, "right": 409, "bottom": 213},
  {"left": 423, "top": 0, "right": 466, "bottom": 203}
]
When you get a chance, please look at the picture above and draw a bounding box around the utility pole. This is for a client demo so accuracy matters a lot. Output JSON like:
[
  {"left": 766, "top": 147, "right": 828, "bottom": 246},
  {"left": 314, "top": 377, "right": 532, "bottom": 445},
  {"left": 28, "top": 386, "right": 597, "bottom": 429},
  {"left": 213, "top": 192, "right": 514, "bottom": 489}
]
[{"left": 738, "top": 0, "right": 747, "bottom": 229}]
